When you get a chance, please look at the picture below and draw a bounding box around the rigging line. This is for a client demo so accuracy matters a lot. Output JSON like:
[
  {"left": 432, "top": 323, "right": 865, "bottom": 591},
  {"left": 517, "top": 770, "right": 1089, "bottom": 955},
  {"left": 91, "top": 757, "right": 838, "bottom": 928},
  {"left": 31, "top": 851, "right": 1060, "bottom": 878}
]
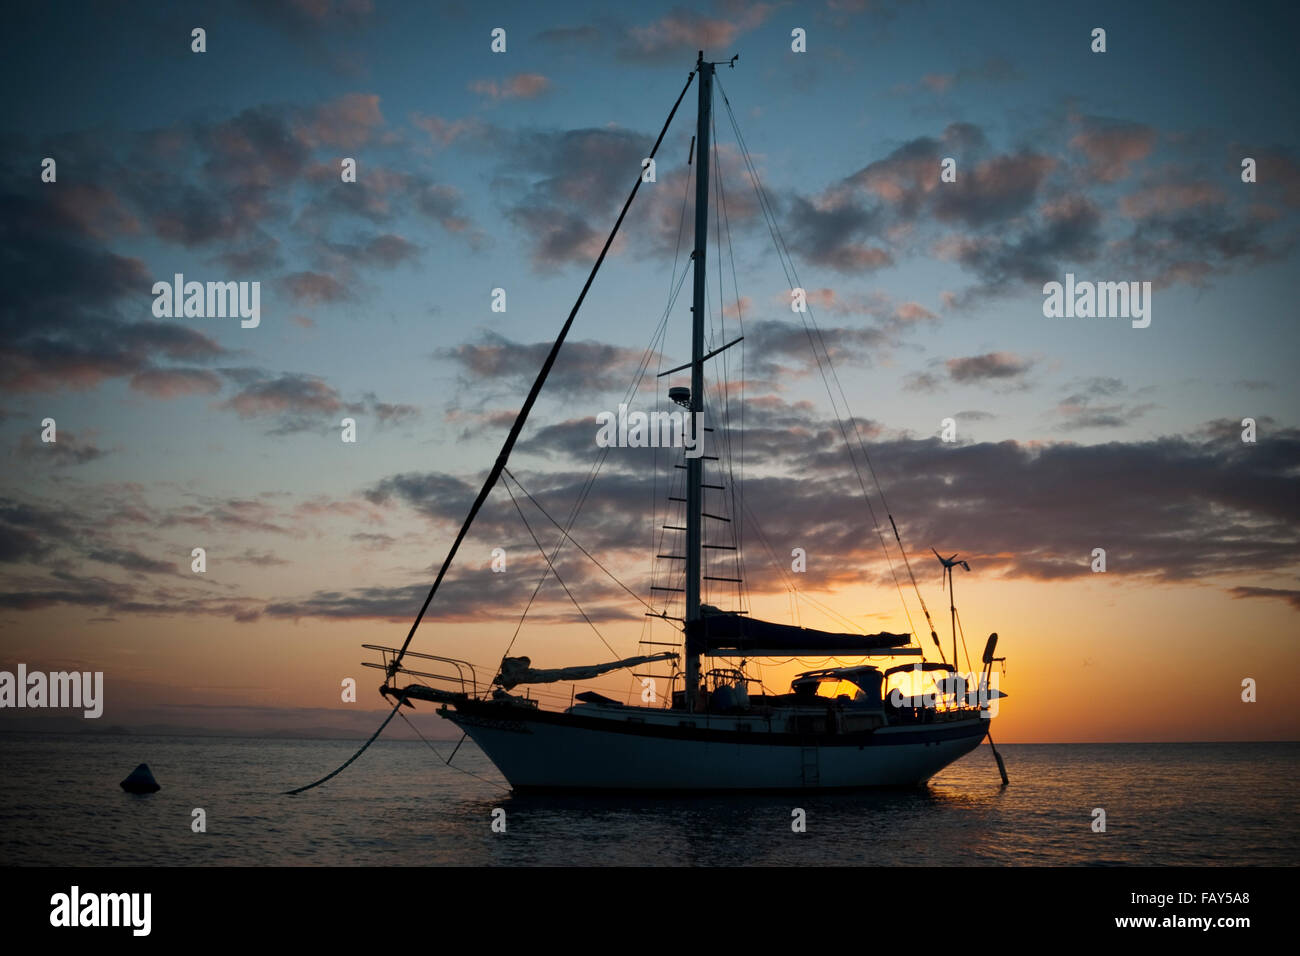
[
  {"left": 715, "top": 80, "right": 928, "bottom": 651},
  {"left": 645, "top": 273, "right": 690, "bottom": 604},
  {"left": 501, "top": 470, "right": 619, "bottom": 660},
  {"left": 396, "top": 711, "right": 511, "bottom": 794},
  {"left": 388, "top": 68, "right": 698, "bottom": 675},
  {"left": 714, "top": 111, "right": 748, "bottom": 613},
  {"left": 504, "top": 466, "right": 655, "bottom": 614},
  {"left": 739, "top": 498, "right": 802, "bottom": 625},
  {"left": 709, "top": 113, "right": 746, "bottom": 613},
  {"left": 283, "top": 698, "right": 404, "bottom": 795},
  {"left": 717, "top": 83, "right": 930, "bottom": 630},
  {"left": 563, "top": 261, "right": 687, "bottom": 603},
  {"left": 651, "top": 154, "right": 695, "bottom": 625},
  {"left": 794, "top": 588, "right": 869, "bottom": 635},
  {"left": 953, "top": 605, "right": 974, "bottom": 674},
  {"left": 515, "top": 262, "right": 685, "bottom": 646},
  {"left": 542, "top": 282, "right": 676, "bottom": 624}
]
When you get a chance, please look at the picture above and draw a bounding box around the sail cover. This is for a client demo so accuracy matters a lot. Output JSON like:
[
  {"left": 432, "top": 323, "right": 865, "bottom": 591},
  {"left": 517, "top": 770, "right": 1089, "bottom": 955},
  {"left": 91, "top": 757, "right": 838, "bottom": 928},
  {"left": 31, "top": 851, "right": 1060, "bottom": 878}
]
[
  {"left": 496, "top": 653, "right": 678, "bottom": 690},
  {"left": 685, "top": 614, "right": 910, "bottom": 657}
]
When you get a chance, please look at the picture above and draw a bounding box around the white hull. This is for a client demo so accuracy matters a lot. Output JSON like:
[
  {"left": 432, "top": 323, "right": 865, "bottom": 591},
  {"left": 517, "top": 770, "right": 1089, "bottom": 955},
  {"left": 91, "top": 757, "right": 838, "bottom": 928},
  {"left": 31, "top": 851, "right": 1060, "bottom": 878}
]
[{"left": 444, "top": 703, "right": 990, "bottom": 791}]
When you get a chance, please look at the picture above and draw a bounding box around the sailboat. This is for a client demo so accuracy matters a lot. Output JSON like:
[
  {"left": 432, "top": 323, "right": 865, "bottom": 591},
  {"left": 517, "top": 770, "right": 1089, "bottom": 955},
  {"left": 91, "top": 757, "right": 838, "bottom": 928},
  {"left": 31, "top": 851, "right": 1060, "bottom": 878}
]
[{"left": 359, "top": 53, "right": 1009, "bottom": 793}]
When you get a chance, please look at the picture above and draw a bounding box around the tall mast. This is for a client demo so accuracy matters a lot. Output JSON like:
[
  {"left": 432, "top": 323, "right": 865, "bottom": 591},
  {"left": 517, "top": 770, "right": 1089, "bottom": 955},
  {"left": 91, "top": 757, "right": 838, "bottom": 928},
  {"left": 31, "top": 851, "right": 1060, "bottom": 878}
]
[{"left": 684, "top": 51, "right": 713, "bottom": 712}]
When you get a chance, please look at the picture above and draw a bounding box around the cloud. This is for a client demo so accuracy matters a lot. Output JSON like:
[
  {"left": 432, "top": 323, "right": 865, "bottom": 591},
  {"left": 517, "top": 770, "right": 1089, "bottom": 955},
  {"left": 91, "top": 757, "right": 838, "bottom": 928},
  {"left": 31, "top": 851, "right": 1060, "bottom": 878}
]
[
  {"left": 1228, "top": 586, "right": 1300, "bottom": 611},
  {"left": 86, "top": 547, "right": 175, "bottom": 575},
  {"left": 439, "top": 332, "right": 653, "bottom": 399},
  {"left": 410, "top": 113, "right": 487, "bottom": 148},
  {"left": 946, "top": 352, "right": 1034, "bottom": 385},
  {"left": 745, "top": 319, "right": 892, "bottom": 382},
  {"left": 934, "top": 193, "right": 1102, "bottom": 300},
  {"left": 619, "top": 4, "right": 775, "bottom": 62},
  {"left": 785, "top": 193, "right": 892, "bottom": 272},
  {"left": 536, "top": 25, "right": 602, "bottom": 45},
  {"left": 0, "top": 184, "right": 232, "bottom": 394},
  {"left": 129, "top": 367, "right": 224, "bottom": 398},
  {"left": 2, "top": 418, "right": 1296, "bottom": 622},
  {"left": 1069, "top": 117, "right": 1157, "bottom": 183},
  {"left": 1054, "top": 378, "right": 1155, "bottom": 431},
  {"left": 296, "top": 93, "right": 386, "bottom": 150},
  {"left": 218, "top": 372, "right": 344, "bottom": 419},
  {"left": 1120, "top": 180, "right": 1225, "bottom": 219},
  {"left": 281, "top": 271, "right": 351, "bottom": 304},
  {"left": 16, "top": 432, "right": 107, "bottom": 466},
  {"left": 227, "top": 549, "right": 290, "bottom": 567},
  {"left": 933, "top": 152, "right": 1056, "bottom": 227},
  {"left": 213, "top": 371, "right": 417, "bottom": 434},
  {"left": 898, "top": 59, "right": 1018, "bottom": 96},
  {"left": 469, "top": 74, "right": 552, "bottom": 101},
  {"left": 244, "top": 0, "right": 375, "bottom": 35}
]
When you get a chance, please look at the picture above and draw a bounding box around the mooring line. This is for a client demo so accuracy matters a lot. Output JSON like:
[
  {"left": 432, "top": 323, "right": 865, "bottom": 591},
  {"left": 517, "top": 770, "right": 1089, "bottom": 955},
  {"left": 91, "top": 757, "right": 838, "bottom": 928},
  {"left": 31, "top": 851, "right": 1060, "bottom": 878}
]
[{"left": 283, "top": 699, "right": 405, "bottom": 795}]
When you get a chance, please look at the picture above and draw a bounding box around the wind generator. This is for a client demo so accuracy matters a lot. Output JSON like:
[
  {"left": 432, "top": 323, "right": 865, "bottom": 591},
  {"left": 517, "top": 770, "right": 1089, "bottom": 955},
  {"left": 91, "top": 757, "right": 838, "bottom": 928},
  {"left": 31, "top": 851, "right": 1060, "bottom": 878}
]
[{"left": 933, "top": 549, "right": 970, "bottom": 668}]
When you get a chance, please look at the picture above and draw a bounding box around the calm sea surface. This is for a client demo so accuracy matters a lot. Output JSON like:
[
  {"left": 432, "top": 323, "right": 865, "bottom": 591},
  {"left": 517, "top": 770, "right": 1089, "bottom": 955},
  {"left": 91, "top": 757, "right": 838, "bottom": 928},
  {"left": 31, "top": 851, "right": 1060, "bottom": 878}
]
[{"left": 1, "top": 734, "right": 1295, "bottom": 866}]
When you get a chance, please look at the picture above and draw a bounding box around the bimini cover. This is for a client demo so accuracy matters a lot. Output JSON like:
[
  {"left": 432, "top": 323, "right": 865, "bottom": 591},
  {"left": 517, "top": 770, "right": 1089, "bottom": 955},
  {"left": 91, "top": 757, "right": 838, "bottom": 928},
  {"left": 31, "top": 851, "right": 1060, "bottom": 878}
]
[{"left": 685, "top": 613, "right": 911, "bottom": 657}]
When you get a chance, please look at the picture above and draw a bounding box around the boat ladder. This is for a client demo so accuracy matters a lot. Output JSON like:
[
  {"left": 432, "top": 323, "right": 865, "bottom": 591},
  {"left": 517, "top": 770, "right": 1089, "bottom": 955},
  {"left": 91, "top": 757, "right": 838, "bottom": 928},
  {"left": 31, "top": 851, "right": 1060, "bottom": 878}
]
[{"left": 800, "top": 745, "right": 820, "bottom": 786}]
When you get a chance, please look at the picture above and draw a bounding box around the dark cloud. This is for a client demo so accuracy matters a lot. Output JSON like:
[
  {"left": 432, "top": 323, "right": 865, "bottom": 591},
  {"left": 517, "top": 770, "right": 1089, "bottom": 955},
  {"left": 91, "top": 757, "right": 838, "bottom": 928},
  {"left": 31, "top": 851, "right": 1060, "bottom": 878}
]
[
  {"left": 242, "top": 0, "right": 376, "bottom": 36},
  {"left": 85, "top": 547, "right": 175, "bottom": 575},
  {"left": 785, "top": 193, "right": 892, "bottom": 272},
  {"left": 212, "top": 372, "right": 416, "bottom": 435},
  {"left": 1054, "top": 378, "right": 1155, "bottom": 431},
  {"left": 2, "top": 417, "right": 1296, "bottom": 621},
  {"left": 0, "top": 185, "right": 232, "bottom": 394},
  {"left": 16, "top": 432, "right": 106, "bottom": 466},
  {"left": 498, "top": 127, "right": 647, "bottom": 266},
  {"left": 439, "top": 331, "right": 654, "bottom": 399},
  {"left": 219, "top": 372, "right": 344, "bottom": 420},
  {"left": 903, "top": 352, "right": 1034, "bottom": 394},
  {"left": 1228, "top": 586, "right": 1300, "bottom": 611},
  {"left": 227, "top": 549, "right": 290, "bottom": 567},
  {"left": 935, "top": 193, "right": 1103, "bottom": 300},
  {"left": 745, "top": 319, "right": 892, "bottom": 381},
  {"left": 933, "top": 152, "right": 1056, "bottom": 227},
  {"left": 946, "top": 352, "right": 1034, "bottom": 385}
]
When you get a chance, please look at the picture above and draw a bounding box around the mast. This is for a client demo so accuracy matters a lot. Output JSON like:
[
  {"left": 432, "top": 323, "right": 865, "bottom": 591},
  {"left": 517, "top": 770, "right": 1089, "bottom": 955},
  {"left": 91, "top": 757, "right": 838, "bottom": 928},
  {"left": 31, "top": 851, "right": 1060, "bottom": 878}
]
[{"left": 684, "top": 51, "right": 713, "bottom": 712}]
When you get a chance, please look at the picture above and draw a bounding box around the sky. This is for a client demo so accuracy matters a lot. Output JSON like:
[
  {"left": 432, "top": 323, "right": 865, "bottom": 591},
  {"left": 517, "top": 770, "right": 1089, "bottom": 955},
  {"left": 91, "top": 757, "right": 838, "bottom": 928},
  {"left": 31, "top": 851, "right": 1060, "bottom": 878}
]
[{"left": 1, "top": 0, "right": 1297, "bottom": 744}]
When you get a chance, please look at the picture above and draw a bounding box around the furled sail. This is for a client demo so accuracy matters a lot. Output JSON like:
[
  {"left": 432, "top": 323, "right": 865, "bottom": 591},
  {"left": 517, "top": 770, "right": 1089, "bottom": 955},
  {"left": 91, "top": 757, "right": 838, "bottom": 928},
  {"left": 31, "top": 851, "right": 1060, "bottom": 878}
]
[
  {"left": 685, "top": 611, "right": 910, "bottom": 657},
  {"left": 496, "top": 653, "right": 679, "bottom": 690}
]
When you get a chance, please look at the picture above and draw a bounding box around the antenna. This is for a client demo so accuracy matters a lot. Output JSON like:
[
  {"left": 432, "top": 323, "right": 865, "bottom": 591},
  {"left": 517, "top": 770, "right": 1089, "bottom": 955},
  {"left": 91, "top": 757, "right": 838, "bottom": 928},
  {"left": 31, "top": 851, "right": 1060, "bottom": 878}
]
[{"left": 932, "top": 548, "right": 970, "bottom": 668}]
